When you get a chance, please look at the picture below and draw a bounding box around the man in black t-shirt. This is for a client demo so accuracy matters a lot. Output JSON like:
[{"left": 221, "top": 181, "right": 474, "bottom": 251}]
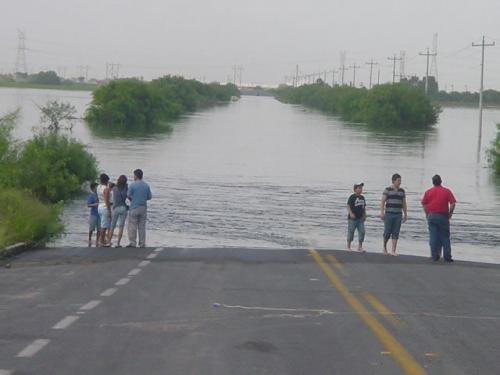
[{"left": 347, "top": 183, "right": 366, "bottom": 252}]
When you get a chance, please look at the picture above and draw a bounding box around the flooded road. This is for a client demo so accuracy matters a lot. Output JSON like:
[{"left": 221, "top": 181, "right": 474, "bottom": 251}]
[{"left": 1, "top": 87, "right": 499, "bottom": 259}]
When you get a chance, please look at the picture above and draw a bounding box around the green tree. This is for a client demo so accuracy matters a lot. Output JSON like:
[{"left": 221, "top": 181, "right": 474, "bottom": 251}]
[
  {"left": 487, "top": 124, "right": 500, "bottom": 175},
  {"left": 29, "top": 71, "right": 62, "bottom": 85},
  {"left": 38, "top": 101, "right": 78, "bottom": 132},
  {"left": 16, "top": 134, "right": 98, "bottom": 203},
  {"left": 85, "top": 76, "right": 240, "bottom": 132}
]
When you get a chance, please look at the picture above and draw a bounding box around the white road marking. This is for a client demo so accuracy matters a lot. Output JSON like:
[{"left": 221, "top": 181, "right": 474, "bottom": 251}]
[
  {"left": 215, "top": 303, "right": 334, "bottom": 315},
  {"left": 115, "top": 278, "right": 131, "bottom": 286},
  {"left": 154, "top": 247, "right": 164, "bottom": 252},
  {"left": 0, "top": 369, "right": 13, "bottom": 375},
  {"left": 17, "top": 339, "right": 51, "bottom": 357},
  {"left": 128, "top": 268, "right": 142, "bottom": 276},
  {"left": 138, "top": 260, "right": 151, "bottom": 267},
  {"left": 52, "top": 315, "right": 80, "bottom": 330},
  {"left": 100, "top": 288, "right": 118, "bottom": 297},
  {"left": 146, "top": 253, "right": 158, "bottom": 259},
  {"left": 77, "top": 311, "right": 86, "bottom": 315},
  {"left": 80, "top": 300, "right": 102, "bottom": 311}
]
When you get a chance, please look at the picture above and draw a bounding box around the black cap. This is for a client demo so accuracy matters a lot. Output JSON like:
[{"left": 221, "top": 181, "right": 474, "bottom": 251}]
[
  {"left": 353, "top": 182, "right": 364, "bottom": 189},
  {"left": 432, "top": 174, "right": 442, "bottom": 186}
]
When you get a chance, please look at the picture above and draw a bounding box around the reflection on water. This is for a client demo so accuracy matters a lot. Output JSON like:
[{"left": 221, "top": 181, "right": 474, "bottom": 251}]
[{"left": 1, "top": 88, "right": 499, "bottom": 259}]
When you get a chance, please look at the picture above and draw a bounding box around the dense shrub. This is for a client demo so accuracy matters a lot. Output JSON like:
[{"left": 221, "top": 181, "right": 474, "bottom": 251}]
[
  {"left": 0, "top": 188, "right": 63, "bottom": 249},
  {"left": 16, "top": 133, "right": 98, "bottom": 203},
  {"left": 363, "top": 84, "right": 439, "bottom": 128},
  {"left": 0, "top": 112, "right": 97, "bottom": 249},
  {"left": 487, "top": 124, "right": 500, "bottom": 175},
  {"left": 275, "top": 83, "right": 439, "bottom": 129},
  {"left": 85, "top": 76, "right": 240, "bottom": 131}
]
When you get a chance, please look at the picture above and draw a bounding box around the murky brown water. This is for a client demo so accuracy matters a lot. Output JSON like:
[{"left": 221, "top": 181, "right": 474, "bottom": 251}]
[{"left": 1, "top": 87, "right": 499, "bottom": 259}]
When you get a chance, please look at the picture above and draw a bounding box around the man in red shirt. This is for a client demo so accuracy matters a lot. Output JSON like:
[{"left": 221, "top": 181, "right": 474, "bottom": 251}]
[{"left": 421, "top": 175, "right": 457, "bottom": 262}]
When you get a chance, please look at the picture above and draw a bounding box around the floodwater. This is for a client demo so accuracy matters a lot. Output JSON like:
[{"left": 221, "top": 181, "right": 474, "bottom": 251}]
[{"left": 1, "top": 87, "right": 499, "bottom": 261}]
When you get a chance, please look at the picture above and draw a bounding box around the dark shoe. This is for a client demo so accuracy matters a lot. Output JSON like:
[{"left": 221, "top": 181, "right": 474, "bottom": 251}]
[
  {"left": 126, "top": 244, "right": 136, "bottom": 248},
  {"left": 444, "top": 258, "right": 454, "bottom": 263},
  {"left": 432, "top": 257, "right": 440, "bottom": 261}
]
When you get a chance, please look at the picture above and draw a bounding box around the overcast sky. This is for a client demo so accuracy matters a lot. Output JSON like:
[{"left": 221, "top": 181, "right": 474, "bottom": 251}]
[{"left": 1, "top": 0, "right": 500, "bottom": 90}]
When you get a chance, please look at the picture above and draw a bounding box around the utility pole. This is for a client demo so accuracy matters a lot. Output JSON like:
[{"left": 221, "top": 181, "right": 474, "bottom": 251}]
[
  {"left": 349, "top": 63, "right": 360, "bottom": 87},
  {"left": 419, "top": 47, "right": 437, "bottom": 95},
  {"left": 232, "top": 65, "right": 237, "bottom": 85},
  {"left": 295, "top": 65, "right": 299, "bottom": 87},
  {"left": 472, "top": 36, "right": 495, "bottom": 160},
  {"left": 387, "top": 54, "right": 402, "bottom": 84},
  {"left": 377, "top": 67, "right": 380, "bottom": 85},
  {"left": 365, "top": 59, "right": 378, "bottom": 89},
  {"left": 331, "top": 69, "right": 337, "bottom": 87},
  {"left": 238, "top": 65, "right": 243, "bottom": 87},
  {"left": 339, "top": 65, "right": 348, "bottom": 86},
  {"left": 430, "top": 33, "right": 439, "bottom": 83},
  {"left": 399, "top": 50, "right": 406, "bottom": 80}
]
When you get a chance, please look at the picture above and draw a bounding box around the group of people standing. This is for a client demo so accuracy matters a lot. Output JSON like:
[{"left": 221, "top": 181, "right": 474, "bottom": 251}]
[
  {"left": 347, "top": 173, "right": 456, "bottom": 261},
  {"left": 87, "top": 169, "right": 152, "bottom": 248}
]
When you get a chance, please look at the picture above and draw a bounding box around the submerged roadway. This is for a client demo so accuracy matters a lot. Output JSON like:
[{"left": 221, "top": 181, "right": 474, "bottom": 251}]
[{"left": 0, "top": 247, "right": 499, "bottom": 375}]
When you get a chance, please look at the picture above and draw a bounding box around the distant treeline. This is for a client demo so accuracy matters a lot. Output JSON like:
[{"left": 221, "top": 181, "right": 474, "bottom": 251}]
[
  {"left": 85, "top": 76, "right": 240, "bottom": 131},
  {"left": 275, "top": 83, "right": 440, "bottom": 129},
  {"left": 0, "top": 71, "right": 97, "bottom": 90},
  {"left": 432, "top": 90, "right": 500, "bottom": 107}
]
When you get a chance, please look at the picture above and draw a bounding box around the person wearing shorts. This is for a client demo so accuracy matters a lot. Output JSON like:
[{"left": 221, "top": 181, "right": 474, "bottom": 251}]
[
  {"left": 97, "top": 173, "right": 112, "bottom": 246},
  {"left": 110, "top": 175, "right": 129, "bottom": 248},
  {"left": 380, "top": 173, "right": 407, "bottom": 256},
  {"left": 347, "top": 182, "right": 366, "bottom": 252},
  {"left": 87, "top": 182, "right": 100, "bottom": 247}
]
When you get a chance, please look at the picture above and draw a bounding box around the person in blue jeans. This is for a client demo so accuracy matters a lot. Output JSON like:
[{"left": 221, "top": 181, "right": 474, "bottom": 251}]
[
  {"left": 86, "top": 182, "right": 100, "bottom": 247},
  {"left": 347, "top": 183, "right": 366, "bottom": 252},
  {"left": 421, "top": 174, "right": 457, "bottom": 262},
  {"left": 380, "top": 173, "right": 407, "bottom": 256}
]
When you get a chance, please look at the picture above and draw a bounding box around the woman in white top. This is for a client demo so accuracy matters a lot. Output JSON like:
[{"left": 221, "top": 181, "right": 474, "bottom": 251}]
[{"left": 97, "top": 173, "right": 112, "bottom": 246}]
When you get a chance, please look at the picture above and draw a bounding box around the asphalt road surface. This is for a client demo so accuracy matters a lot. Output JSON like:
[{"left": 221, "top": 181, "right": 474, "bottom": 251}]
[{"left": 1, "top": 247, "right": 499, "bottom": 375}]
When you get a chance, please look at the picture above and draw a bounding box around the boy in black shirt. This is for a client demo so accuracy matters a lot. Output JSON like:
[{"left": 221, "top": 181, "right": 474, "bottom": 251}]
[{"left": 347, "top": 183, "right": 366, "bottom": 252}]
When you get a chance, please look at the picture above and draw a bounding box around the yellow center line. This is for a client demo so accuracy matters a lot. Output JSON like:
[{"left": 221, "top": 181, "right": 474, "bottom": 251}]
[
  {"left": 362, "top": 292, "right": 403, "bottom": 329},
  {"left": 327, "top": 255, "right": 349, "bottom": 276},
  {"left": 310, "top": 249, "right": 427, "bottom": 375}
]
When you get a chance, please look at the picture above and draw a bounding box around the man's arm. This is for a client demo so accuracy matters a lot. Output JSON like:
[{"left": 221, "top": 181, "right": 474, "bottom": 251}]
[
  {"left": 402, "top": 198, "right": 408, "bottom": 223},
  {"left": 380, "top": 194, "right": 386, "bottom": 219},
  {"left": 147, "top": 187, "right": 152, "bottom": 201},
  {"left": 347, "top": 204, "right": 355, "bottom": 219},
  {"left": 104, "top": 187, "right": 111, "bottom": 212},
  {"left": 449, "top": 203, "right": 455, "bottom": 218}
]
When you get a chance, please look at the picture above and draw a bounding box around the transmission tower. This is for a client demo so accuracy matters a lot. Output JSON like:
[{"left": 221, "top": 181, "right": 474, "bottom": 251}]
[
  {"left": 15, "top": 30, "right": 28, "bottom": 75},
  {"left": 106, "top": 63, "right": 120, "bottom": 80},
  {"left": 430, "top": 33, "right": 439, "bottom": 83}
]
